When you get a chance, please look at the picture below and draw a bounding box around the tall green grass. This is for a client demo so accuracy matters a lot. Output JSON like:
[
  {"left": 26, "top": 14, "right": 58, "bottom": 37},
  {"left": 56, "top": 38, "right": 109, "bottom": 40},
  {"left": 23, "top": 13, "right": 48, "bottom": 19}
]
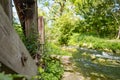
[
  {"left": 68, "top": 34, "right": 120, "bottom": 54},
  {"left": 45, "top": 42, "right": 71, "bottom": 56}
]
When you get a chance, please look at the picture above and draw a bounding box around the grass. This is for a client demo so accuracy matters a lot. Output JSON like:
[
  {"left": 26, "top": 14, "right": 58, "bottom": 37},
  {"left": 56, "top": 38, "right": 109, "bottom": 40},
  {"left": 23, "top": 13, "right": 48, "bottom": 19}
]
[
  {"left": 45, "top": 42, "right": 72, "bottom": 56},
  {"left": 68, "top": 34, "right": 120, "bottom": 54}
]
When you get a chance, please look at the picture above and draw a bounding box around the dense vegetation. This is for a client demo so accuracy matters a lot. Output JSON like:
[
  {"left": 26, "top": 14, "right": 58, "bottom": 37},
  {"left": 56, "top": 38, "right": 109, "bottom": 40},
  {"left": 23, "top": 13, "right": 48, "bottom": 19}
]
[
  {"left": 39, "top": 0, "right": 120, "bottom": 54},
  {"left": 37, "top": 1, "right": 120, "bottom": 79},
  {"left": 1, "top": 0, "right": 120, "bottom": 80}
]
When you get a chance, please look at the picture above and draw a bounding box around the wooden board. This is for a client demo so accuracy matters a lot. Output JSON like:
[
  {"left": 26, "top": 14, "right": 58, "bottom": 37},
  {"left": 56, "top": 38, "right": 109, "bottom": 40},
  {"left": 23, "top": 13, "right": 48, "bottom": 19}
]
[{"left": 0, "top": 5, "right": 37, "bottom": 79}]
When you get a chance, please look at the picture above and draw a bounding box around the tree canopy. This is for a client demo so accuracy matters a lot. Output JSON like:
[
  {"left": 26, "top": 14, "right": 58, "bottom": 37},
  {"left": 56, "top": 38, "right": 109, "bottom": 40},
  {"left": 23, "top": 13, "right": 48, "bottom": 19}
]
[{"left": 38, "top": 0, "right": 120, "bottom": 45}]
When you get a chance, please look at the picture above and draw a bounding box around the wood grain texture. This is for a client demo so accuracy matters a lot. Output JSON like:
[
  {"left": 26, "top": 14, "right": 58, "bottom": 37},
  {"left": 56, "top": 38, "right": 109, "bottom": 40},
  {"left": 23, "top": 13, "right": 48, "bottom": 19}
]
[
  {"left": 13, "top": 0, "right": 38, "bottom": 37},
  {"left": 0, "top": 5, "right": 37, "bottom": 79},
  {"left": 0, "top": 0, "right": 12, "bottom": 23}
]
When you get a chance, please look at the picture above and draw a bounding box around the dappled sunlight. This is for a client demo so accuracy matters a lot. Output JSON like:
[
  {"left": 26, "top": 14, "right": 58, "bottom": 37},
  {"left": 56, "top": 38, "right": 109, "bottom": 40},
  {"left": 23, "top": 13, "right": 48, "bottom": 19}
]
[{"left": 1, "top": 0, "right": 120, "bottom": 80}]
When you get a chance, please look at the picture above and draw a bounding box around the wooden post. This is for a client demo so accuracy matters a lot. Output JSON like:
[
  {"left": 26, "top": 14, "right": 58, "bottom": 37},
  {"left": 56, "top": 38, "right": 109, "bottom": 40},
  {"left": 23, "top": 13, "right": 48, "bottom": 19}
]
[
  {"left": 13, "top": 0, "right": 38, "bottom": 37},
  {"left": 0, "top": 5, "right": 37, "bottom": 79},
  {"left": 38, "top": 16, "right": 45, "bottom": 54},
  {"left": 38, "top": 16, "right": 45, "bottom": 44},
  {"left": 24, "top": 0, "right": 38, "bottom": 37}
]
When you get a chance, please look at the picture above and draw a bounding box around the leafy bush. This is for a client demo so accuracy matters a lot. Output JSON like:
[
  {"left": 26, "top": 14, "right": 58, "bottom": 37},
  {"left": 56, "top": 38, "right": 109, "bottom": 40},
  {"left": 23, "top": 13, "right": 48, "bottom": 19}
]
[
  {"left": 14, "top": 24, "right": 39, "bottom": 55},
  {"left": 13, "top": 24, "right": 25, "bottom": 40},
  {"left": 36, "top": 54, "right": 64, "bottom": 80},
  {"left": 0, "top": 72, "right": 25, "bottom": 80},
  {"left": 0, "top": 73, "right": 13, "bottom": 80},
  {"left": 23, "top": 34, "right": 39, "bottom": 55},
  {"left": 54, "top": 14, "right": 77, "bottom": 45}
]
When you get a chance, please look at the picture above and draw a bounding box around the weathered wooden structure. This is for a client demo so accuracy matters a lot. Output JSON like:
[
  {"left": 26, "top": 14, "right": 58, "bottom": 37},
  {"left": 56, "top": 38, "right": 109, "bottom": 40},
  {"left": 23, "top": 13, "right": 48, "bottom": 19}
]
[
  {"left": 0, "top": 0, "right": 39, "bottom": 79},
  {"left": 13, "top": 0, "right": 38, "bottom": 37},
  {"left": 0, "top": 4, "right": 37, "bottom": 79},
  {"left": 38, "top": 17, "right": 45, "bottom": 54},
  {"left": 0, "top": 0, "right": 12, "bottom": 23},
  {"left": 38, "top": 16, "right": 45, "bottom": 44}
]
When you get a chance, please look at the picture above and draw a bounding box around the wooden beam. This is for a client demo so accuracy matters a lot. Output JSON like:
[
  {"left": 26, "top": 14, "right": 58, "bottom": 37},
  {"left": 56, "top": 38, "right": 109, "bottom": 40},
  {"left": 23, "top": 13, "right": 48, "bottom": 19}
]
[{"left": 0, "top": 4, "right": 37, "bottom": 79}]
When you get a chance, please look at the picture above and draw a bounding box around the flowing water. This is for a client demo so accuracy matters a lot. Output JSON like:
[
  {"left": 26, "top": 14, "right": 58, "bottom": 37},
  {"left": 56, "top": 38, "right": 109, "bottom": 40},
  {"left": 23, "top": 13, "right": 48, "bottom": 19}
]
[{"left": 71, "top": 47, "right": 120, "bottom": 80}]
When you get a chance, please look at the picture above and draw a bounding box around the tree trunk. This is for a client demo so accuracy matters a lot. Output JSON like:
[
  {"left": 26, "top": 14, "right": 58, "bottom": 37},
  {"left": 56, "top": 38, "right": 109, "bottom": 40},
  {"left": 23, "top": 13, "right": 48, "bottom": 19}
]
[
  {"left": 0, "top": 4, "right": 37, "bottom": 79},
  {"left": 0, "top": 0, "right": 12, "bottom": 23}
]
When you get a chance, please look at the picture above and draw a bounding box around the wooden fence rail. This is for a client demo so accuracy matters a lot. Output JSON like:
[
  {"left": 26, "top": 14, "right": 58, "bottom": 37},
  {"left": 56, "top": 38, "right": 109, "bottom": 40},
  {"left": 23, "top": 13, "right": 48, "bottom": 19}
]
[{"left": 0, "top": 4, "right": 37, "bottom": 79}]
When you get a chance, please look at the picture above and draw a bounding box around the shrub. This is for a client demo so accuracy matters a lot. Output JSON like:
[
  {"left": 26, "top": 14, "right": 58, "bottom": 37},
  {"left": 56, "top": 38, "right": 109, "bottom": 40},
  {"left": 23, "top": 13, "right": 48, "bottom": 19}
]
[
  {"left": 0, "top": 73, "right": 13, "bottom": 80},
  {"left": 37, "top": 55, "right": 64, "bottom": 80}
]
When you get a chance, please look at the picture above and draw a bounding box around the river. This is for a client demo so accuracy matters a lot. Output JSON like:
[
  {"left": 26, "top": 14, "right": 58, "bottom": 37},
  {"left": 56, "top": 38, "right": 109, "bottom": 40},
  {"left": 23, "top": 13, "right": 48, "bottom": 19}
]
[{"left": 69, "top": 47, "right": 120, "bottom": 80}]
